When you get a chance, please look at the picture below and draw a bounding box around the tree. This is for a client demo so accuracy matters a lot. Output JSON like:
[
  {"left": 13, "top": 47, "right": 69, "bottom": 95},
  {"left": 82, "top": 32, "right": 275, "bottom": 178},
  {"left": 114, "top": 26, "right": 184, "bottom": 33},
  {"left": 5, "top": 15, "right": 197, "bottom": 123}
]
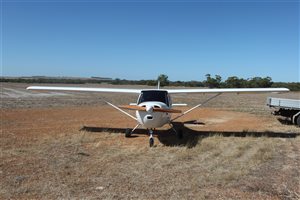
[
  {"left": 225, "top": 76, "right": 243, "bottom": 88},
  {"left": 157, "top": 74, "right": 169, "bottom": 87},
  {"left": 248, "top": 77, "right": 273, "bottom": 88},
  {"left": 204, "top": 74, "right": 222, "bottom": 88}
]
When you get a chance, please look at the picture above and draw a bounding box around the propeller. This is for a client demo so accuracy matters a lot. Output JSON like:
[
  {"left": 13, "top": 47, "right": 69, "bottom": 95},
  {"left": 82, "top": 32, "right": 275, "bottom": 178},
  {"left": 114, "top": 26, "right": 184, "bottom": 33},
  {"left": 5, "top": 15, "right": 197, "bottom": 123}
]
[{"left": 119, "top": 105, "right": 182, "bottom": 113}]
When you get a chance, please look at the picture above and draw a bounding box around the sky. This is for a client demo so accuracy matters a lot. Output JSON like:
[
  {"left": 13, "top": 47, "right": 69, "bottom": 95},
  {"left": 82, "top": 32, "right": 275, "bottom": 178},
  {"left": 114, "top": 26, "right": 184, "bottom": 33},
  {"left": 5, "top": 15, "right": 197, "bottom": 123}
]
[{"left": 1, "top": 0, "right": 299, "bottom": 82}]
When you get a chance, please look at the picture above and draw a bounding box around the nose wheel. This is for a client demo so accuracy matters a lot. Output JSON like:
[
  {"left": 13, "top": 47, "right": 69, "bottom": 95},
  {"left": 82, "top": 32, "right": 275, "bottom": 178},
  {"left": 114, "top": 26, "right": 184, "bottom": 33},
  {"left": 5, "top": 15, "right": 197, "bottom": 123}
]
[
  {"left": 149, "top": 137, "right": 154, "bottom": 147},
  {"left": 149, "top": 129, "right": 154, "bottom": 147}
]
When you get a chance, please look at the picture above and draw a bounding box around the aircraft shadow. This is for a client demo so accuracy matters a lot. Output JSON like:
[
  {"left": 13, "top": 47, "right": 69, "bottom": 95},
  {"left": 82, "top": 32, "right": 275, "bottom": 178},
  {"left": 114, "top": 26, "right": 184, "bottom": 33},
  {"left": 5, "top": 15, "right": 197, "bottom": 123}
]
[
  {"left": 277, "top": 117, "right": 294, "bottom": 125},
  {"left": 81, "top": 122, "right": 299, "bottom": 148}
]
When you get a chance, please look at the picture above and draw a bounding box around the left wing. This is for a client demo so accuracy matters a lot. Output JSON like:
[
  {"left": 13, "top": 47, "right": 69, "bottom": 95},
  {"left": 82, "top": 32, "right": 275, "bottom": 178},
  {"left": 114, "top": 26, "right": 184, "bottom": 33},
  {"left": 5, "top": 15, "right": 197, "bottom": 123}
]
[
  {"left": 167, "top": 88, "right": 289, "bottom": 94},
  {"left": 26, "top": 86, "right": 141, "bottom": 94}
]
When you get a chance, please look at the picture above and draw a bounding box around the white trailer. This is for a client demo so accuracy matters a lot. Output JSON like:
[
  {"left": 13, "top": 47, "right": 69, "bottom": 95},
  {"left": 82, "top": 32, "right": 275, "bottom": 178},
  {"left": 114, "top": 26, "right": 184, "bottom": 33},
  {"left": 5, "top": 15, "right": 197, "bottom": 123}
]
[{"left": 267, "top": 97, "right": 300, "bottom": 126}]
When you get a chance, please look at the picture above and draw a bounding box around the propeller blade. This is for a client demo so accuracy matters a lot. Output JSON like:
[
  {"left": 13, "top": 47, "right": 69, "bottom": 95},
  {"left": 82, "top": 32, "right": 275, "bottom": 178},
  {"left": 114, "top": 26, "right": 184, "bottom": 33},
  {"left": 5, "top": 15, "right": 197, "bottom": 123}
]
[
  {"left": 119, "top": 105, "right": 182, "bottom": 113},
  {"left": 153, "top": 108, "right": 182, "bottom": 113},
  {"left": 118, "top": 105, "right": 146, "bottom": 111}
]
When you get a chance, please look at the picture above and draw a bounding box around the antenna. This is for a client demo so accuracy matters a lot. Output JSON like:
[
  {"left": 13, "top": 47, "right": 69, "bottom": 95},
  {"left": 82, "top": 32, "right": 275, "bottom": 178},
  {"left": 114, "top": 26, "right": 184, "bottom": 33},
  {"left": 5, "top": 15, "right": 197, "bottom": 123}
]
[{"left": 157, "top": 80, "right": 160, "bottom": 90}]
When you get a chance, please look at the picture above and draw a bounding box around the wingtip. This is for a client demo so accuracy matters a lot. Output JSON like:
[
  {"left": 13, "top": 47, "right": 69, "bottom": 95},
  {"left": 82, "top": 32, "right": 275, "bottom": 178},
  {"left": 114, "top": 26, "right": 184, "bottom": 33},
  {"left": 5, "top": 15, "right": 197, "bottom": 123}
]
[{"left": 272, "top": 88, "right": 290, "bottom": 93}]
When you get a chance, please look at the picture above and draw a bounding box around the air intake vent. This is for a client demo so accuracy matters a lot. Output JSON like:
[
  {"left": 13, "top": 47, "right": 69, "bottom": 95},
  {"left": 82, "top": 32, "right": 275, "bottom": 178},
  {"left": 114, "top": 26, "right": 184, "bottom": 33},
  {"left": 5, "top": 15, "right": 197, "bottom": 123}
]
[{"left": 147, "top": 116, "right": 153, "bottom": 120}]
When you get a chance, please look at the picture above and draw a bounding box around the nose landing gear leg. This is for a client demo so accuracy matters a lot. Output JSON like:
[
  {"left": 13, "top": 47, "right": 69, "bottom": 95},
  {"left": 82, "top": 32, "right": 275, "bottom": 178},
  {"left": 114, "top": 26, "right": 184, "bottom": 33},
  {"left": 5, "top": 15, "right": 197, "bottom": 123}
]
[{"left": 149, "top": 129, "right": 154, "bottom": 147}]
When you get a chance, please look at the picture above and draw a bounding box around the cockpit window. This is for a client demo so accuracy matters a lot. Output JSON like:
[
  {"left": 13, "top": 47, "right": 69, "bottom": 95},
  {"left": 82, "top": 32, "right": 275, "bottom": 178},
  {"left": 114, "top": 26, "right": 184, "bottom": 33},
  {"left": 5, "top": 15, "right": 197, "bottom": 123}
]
[{"left": 138, "top": 91, "right": 169, "bottom": 106}]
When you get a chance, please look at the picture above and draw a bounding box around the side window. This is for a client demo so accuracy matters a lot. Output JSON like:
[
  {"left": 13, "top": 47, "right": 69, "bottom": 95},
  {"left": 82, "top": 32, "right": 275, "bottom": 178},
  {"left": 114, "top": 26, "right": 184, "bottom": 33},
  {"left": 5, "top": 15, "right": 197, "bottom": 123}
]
[
  {"left": 164, "top": 92, "right": 169, "bottom": 106},
  {"left": 137, "top": 93, "right": 142, "bottom": 104},
  {"left": 168, "top": 94, "right": 172, "bottom": 107}
]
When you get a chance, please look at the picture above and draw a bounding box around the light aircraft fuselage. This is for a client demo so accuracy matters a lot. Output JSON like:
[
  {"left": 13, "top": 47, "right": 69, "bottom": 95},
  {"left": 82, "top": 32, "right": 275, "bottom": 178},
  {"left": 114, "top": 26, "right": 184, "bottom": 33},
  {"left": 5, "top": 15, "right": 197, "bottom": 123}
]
[{"left": 136, "top": 90, "right": 171, "bottom": 128}]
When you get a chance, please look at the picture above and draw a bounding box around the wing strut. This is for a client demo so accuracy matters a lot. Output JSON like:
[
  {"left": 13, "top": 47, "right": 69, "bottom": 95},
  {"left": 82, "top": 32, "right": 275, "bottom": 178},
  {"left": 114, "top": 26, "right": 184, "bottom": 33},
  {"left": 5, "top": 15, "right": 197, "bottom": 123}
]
[
  {"left": 104, "top": 101, "right": 137, "bottom": 121},
  {"left": 171, "top": 93, "right": 222, "bottom": 122}
]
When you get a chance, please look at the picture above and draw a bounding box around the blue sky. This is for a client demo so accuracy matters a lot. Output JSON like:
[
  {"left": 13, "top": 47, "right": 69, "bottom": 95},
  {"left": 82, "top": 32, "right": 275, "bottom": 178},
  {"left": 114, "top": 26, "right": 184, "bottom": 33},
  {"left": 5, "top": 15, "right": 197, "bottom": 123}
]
[{"left": 1, "top": 0, "right": 299, "bottom": 82}]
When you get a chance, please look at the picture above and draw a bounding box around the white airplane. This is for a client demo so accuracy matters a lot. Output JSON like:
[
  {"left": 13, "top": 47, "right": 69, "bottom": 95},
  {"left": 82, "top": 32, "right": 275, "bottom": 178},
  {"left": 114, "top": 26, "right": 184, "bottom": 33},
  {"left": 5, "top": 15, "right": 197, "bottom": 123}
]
[{"left": 27, "top": 83, "right": 289, "bottom": 147}]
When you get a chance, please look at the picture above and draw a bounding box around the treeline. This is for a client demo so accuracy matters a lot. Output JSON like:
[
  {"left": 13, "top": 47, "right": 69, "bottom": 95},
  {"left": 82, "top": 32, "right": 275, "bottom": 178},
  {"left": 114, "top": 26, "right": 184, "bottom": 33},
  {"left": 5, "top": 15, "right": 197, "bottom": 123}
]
[
  {"left": 112, "top": 74, "right": 299, "bottom": 91},
  {"left": 202, "top": 74, "right": 300, "bottom": 91},
  {"left": 1, "top": 74, "right": 299, "bottom": 91}
]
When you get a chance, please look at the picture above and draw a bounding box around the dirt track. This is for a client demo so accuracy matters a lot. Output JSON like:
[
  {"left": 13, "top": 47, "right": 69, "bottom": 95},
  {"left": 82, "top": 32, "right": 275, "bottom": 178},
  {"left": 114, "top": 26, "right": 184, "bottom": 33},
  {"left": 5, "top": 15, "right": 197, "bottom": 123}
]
[{"left": 1, "top": 83, "right": 300, "bottom": 199}]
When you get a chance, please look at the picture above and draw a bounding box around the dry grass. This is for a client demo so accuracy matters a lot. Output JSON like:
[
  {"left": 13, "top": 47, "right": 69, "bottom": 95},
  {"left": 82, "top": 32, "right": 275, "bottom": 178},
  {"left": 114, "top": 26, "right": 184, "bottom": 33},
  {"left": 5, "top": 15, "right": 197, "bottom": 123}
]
[{"left": 1, "top": 129, "right": 298, "bottom": 199}]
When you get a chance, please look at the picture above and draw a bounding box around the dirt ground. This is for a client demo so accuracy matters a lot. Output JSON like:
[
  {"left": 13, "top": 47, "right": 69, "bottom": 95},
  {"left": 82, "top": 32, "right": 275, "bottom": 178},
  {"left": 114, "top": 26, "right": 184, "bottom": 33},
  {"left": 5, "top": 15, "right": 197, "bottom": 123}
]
[{"left": 1, "top": 83, "right": 300, "bottom": 199}]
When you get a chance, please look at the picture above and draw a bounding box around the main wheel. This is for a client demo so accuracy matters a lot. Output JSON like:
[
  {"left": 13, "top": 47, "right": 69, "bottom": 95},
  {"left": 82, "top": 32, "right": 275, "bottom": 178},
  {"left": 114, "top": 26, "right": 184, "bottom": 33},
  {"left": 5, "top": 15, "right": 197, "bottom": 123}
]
[
  {"left": 125, "top": 129, "right": 131, "bottom": 138},
  {"left": 149, "top": 137, "right": 154, "bottom": 147}
]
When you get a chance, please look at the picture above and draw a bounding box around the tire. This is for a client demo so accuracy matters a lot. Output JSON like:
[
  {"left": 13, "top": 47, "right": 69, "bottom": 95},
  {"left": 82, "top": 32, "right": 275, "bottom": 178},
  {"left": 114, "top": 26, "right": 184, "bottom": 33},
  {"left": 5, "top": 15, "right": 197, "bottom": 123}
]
[
  {"left": 125, "top": 129, "right": 131, "bottom": 138},
  {"left": 149, "top": 138, "right": 154, "bottom": 147},
  {"left": 296, "top": 115, "right": 300, "bottom": 126}
]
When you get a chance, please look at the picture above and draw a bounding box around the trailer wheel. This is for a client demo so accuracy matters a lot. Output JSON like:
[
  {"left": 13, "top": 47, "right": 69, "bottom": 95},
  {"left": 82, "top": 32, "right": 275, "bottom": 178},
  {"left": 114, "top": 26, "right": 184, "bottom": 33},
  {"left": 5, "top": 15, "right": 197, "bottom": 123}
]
[
  {"left": 296, "top": 115, "right": 300, "bottom": 126},
  {"left": 292, "top": 111, "right": 300, "bottom": 126}
]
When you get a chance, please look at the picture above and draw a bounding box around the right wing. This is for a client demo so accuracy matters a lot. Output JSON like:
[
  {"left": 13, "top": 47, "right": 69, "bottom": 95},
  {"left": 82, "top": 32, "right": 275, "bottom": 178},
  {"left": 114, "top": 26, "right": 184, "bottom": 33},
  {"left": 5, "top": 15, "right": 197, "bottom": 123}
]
[
  {"left": 26, "top": 86, "right": 141, "bottom": 94},
  {"left": 167, "top": 88, "right": 289, "bottom": 94}
]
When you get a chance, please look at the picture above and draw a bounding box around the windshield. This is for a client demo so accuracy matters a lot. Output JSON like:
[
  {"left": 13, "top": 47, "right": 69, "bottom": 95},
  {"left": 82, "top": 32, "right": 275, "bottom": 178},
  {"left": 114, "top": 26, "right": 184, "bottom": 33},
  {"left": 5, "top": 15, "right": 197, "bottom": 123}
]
[{"left": 138, "top": 91, "right": 169, "bottom": 106}]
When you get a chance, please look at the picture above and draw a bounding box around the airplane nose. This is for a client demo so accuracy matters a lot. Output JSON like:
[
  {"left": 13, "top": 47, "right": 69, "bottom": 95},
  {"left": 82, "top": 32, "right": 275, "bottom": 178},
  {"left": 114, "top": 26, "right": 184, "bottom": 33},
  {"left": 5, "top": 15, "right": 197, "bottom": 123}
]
[{"left": 146, "top": 105, "right": 153, "bottom": 113}]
